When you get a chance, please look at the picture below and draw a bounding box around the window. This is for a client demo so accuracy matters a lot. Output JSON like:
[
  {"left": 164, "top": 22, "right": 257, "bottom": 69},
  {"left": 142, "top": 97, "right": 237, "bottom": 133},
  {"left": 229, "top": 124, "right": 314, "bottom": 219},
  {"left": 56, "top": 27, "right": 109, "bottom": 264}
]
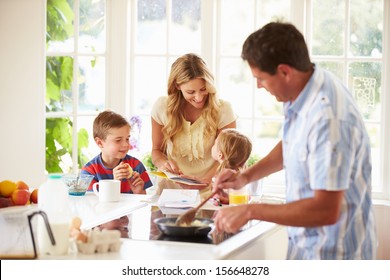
[
  {"left": 46, "top": 0, "right": 106, "bottom": 173},
  {"left": 216, "top": 0, "right": 290, "bottom": 189},
  {"left": 130, "top": 0, "right": 290, "bottom": 190},
  {"left": 46, "top": 0, "right": 389, "bottom": 199},
  {"left": 131, "top": 0, "right": 202, "bottom": 158},
  {"left": 308, "top": 0, "right": 385, "bottom": 194}
]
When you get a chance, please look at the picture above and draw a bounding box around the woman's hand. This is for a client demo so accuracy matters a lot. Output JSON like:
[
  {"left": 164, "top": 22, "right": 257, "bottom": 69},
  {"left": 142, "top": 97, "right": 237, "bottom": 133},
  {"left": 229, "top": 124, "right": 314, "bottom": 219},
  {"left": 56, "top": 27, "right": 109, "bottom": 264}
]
[
  {"left": 160, "top": 159, "right": 182, "bottom": 175},
  {"left": 173, "top": 174, "right": 209, "bottom": 190}
]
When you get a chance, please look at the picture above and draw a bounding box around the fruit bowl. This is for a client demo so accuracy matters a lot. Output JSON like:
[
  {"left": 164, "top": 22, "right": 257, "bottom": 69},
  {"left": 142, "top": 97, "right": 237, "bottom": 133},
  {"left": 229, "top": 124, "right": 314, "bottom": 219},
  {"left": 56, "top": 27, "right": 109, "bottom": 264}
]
[{"left": 62, "top": 174, "right": 94, "bottom": 196}]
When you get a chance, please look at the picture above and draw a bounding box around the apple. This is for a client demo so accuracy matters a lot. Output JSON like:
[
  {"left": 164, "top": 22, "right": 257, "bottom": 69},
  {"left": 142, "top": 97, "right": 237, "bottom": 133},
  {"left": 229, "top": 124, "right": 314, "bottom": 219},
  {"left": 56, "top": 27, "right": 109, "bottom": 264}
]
[
  {"left": 15, "top": 180, "right": 29, "bottom": 190},
  {"left": 0, "top": 197, "right": 13, "bottom": 208},
  {"left": 30, "top": 189, "right": 38, "bottom": 204},
  {"left": 11, "top": 188, "right": 31, "bottom": 206}
]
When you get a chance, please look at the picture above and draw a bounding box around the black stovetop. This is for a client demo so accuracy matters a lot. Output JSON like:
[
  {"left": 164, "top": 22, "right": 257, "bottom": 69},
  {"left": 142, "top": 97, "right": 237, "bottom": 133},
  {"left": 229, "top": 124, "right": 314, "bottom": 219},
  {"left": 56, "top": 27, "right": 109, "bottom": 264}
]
[{"left": 95, "top": 206, "right": 254, "bottom": 245}]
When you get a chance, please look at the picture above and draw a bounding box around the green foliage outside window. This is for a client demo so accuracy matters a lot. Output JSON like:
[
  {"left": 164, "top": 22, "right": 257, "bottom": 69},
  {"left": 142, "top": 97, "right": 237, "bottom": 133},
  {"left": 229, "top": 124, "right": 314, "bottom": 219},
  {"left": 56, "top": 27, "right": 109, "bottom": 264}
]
[
  {"left": 141, "top": 153, "right": 158, "bottom": 172},
  {"left": 46, "top": 0, "right": 90, "bottom": 173},
  {"left": 246, "top": 154, "right": 261, "bottom": 168}
]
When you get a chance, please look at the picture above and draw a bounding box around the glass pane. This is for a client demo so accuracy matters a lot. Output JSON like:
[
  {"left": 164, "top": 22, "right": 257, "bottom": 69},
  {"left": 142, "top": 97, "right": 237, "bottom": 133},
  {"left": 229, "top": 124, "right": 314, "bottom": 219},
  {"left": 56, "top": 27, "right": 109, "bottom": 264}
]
[
  {"left": 220, "top": 0, "right": 254, "bottom": 55},
  {"left": 78, "top": 56, "right": 105, "bottom": 112},
  {"left": 77, "top": 115, "right": 100, "bottom": 168},
  {"left": 236, "top": 119, "right": 254, "bottom": 145},
  {"left": 314, "top": 60, "right": 344, "bottom": 81},
  {"left": 237, "top": 119, "right": 283, "bottom": 157},
  {"left": 130, "top": 115, "right": 153, "bottom": 160},
  {"left": 311, "top": 0, "right": 345, "bottom": 56},
  {"left": 133, "top": 57, "right": 167, "bottom": 115},
  {"left": 46, "top": 56, "right": 74, "bottom": 113},
  {"left": 46, "top": 117, "right": 74, "bottom": 174},
  {"left": 256, "top": 0, "right": 290, "bottom": 27},
  {"left": 136, "top": 0, "right": 167, "bottom": 54},
  {"left": 79, "top": 0, "right": 106, "bottom": 53},
  {"left": 260, "top": 120, "right": 283, "bottom": 139},
  {"left": 219, "top": 58, "right": 253, "bottom": 118},
  {"left": 46, "top": 0, "right": 74, "bottom": 52},
  {"left": 349, "top": 0, "right": 383, "bottom": 57},
  {"left": 253, "top": 119, "right": 285, "bottom": 187},
  {"left": 169, "top": 0, "right": 201, "bottom": 54},
  {"left": 254, "top": 88, "right": 284, "bottom": 118},
  {"left": 349, "top": 62, "right": 382, "bottom": 120},
  {"left": 168, "top": 56, "right": 180, "bottom": 71}
]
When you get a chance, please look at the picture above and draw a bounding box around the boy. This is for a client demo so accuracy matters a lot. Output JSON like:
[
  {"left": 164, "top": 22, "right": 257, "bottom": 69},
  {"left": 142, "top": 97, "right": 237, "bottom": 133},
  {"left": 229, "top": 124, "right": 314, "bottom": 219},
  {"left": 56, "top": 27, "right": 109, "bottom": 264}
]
[{"left": 81, "top": 110, "right": 152, "bottom": 194}]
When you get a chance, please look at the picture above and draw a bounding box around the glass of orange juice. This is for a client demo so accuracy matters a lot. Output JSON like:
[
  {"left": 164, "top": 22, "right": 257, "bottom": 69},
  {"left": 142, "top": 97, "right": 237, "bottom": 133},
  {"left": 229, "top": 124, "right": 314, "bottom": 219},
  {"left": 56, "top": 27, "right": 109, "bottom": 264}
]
[{"left": 229, "top": 185, "right": 249, "bottom": 206}]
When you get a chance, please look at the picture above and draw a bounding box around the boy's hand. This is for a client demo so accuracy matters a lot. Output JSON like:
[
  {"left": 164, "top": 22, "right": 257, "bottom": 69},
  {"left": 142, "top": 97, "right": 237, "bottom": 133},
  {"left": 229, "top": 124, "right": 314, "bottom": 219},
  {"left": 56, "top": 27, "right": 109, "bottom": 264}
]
[
  {"left": 129, "top": 171, "right": 145, "bottom": 194},
  {"left": 113, "top": 162, "right": 132, "bottom": 180}
]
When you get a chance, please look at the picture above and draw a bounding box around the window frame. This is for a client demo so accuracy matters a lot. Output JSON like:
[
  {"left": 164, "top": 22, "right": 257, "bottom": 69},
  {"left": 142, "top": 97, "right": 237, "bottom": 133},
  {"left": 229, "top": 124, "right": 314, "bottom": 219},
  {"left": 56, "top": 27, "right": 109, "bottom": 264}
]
[
  {"left": 54, "top": 0, "right": 389, "bottom": 200},
  {"left": 45, "top": 0, "right": 108, "bottom": 173},
  {"left": 303, "top": 0, "right": 390, "bottom": 200}
]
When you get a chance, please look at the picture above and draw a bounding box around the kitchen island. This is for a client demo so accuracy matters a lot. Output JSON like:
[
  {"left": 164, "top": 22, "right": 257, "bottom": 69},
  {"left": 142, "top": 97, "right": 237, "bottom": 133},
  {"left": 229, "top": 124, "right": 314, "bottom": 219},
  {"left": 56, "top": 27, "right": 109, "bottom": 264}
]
[{"left": 40, "top": 193, "right": 288, "bottom": 260}]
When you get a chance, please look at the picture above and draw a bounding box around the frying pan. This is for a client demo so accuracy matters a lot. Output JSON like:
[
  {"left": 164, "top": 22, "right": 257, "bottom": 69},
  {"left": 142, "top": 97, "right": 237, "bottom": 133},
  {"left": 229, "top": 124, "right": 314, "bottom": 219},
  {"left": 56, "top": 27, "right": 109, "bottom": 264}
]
[{"left": 154, "top": 217, "right": 214, "bottom": 237}]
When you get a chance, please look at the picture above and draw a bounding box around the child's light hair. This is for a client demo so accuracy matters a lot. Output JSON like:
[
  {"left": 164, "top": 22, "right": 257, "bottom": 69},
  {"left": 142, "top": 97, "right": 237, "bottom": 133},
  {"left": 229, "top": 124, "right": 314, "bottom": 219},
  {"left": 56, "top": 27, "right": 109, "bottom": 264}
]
[
  {"left": 93, "top": 110, "right": 131, "bottom": 140},
  {"left": 216, "top": 129, "right": 252, "bottom": 172}
]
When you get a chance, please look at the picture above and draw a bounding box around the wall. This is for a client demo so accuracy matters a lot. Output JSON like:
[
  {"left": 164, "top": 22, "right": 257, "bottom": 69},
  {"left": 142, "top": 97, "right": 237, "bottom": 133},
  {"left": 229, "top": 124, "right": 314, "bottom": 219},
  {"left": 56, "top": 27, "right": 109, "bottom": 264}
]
[
  {"left": 0, "top": 0, "right": 46, "bottom": 187},
  {"left": 374, "top": 203, "right": 390, "bottom": 260}
]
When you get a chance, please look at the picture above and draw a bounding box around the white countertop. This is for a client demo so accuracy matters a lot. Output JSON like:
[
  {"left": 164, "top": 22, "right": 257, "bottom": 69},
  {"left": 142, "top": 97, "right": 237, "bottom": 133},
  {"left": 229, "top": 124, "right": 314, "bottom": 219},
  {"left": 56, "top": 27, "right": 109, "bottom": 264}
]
[
  {"left": 68, "top": 192, "right": 148, "bottom": 229},
  {"left": 39, "top": 193, "right": 286, "bottom": 260}
]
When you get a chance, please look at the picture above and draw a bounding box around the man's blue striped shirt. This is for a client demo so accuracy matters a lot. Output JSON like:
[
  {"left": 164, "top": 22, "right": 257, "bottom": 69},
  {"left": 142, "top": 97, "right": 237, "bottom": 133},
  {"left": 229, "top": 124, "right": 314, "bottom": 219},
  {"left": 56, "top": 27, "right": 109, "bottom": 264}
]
[{"left": 283, "top": 66, "right": 377, "bottom": 259}]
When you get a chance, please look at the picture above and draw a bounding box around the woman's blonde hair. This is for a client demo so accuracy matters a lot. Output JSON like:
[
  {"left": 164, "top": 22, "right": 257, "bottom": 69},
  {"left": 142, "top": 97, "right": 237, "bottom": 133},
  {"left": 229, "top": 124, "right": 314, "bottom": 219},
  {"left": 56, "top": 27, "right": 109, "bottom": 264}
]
[
  {"left": 216, "top": 129, "right": 252, "bottom": 173},
  {"left": 162, "top": 53, "right": 221, "bottom": 150}
]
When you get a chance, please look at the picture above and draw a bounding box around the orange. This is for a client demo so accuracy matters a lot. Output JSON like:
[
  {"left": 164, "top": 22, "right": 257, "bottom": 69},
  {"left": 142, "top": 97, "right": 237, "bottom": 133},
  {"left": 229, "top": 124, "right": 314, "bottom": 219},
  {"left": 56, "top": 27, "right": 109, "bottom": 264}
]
[{"left": 0, "top": 180, "right": 17, "bottom": 198}]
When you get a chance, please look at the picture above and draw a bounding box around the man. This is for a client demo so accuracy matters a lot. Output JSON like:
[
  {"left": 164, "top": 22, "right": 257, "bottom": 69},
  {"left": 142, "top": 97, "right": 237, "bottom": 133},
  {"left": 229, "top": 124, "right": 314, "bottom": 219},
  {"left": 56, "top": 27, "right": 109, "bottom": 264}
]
[{"left": 213, "top": 22, "right": 377, "bottom": 260}]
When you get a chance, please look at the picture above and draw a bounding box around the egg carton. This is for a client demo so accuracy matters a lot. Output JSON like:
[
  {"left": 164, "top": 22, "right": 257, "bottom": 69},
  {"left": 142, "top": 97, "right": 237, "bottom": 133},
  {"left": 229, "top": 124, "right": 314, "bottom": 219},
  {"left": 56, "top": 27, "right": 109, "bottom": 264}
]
[{"left": 75, "top": 228, "right": 122, "bottom": 254}]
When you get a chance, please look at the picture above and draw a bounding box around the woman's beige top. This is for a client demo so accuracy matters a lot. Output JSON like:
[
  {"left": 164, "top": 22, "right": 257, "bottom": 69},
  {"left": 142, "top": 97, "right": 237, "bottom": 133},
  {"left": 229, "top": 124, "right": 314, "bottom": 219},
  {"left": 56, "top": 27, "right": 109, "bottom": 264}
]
[{"left": 151, "top": 96, "right": 236, "bottom": 196}]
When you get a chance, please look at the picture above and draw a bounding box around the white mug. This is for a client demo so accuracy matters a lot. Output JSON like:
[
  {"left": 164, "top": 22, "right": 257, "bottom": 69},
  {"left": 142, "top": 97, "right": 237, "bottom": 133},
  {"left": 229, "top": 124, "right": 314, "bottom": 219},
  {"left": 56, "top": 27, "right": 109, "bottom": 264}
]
[{"left": 92, "top": 180, "right": 121, "bottom": 202}]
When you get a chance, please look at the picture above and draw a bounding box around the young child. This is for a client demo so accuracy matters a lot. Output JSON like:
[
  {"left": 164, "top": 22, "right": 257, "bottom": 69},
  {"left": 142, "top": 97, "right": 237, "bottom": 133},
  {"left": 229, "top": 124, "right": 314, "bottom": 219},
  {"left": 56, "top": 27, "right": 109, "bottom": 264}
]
[
  {"left": 81, "top": 110, "right": 152, "bottom": 194},
  {"left": 211, "top": 128, "right": 252, "bottom": 204}
]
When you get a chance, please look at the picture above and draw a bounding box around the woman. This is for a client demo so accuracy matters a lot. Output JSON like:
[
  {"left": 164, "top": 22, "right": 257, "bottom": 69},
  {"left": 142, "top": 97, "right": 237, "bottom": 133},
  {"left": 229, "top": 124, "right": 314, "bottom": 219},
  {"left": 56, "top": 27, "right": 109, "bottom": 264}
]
[{"left": 151, "top": 53, "right": 236, "bottom": 196}]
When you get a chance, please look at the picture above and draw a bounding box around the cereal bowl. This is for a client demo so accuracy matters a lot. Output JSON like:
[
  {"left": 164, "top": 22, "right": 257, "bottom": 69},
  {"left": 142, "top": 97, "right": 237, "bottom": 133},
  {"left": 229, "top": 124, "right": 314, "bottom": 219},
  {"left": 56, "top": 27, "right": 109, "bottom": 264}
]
[{"left": 62, "top": 174, "right": 94, "bottom": 196}]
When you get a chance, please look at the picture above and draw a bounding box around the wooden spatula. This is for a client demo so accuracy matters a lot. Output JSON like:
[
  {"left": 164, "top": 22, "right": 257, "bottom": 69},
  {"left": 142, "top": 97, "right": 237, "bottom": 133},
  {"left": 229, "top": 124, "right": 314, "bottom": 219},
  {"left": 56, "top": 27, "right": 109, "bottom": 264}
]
[{"left": 175, "top": 189, "right": 219, "bottom": 226}]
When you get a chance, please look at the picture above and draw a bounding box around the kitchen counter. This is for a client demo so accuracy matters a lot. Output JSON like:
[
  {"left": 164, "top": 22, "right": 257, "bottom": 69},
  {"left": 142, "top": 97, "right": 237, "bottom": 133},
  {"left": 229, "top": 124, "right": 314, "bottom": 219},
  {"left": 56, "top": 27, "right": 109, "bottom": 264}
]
[{"left": 39, "top": 193, "right": 288, "bottom": 260}]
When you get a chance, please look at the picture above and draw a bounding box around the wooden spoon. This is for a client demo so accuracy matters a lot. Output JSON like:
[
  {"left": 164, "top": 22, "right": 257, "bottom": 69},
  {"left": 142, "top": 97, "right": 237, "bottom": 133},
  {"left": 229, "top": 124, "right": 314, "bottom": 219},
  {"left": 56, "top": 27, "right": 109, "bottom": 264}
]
[
  {"left": 175, "top": 172, "right": 239, "bottom": 226},
  {"left": 175, "top": 189, "right": 219, "bottom": 226}
]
